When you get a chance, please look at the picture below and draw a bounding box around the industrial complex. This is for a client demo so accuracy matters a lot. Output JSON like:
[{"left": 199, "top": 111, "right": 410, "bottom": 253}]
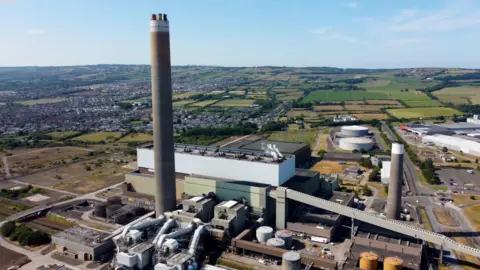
[{"left": 4, "top": 13, "right": 480, "bottom": 270}]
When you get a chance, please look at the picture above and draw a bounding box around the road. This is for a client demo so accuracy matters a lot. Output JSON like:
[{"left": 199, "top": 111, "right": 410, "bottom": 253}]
[
  {"left": 220, "top": 134, "right": 251, "bottom": 147},
  {"left": 9, "top": 179, "right": 80, "bottom": 196},
  {"left": 381, "top": 122, "right": 434, "bottom": 196}
]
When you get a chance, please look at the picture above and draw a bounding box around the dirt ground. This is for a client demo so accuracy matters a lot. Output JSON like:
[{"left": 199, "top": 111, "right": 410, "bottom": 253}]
[
  {"left": 432, "top": 208, "right": 459, "bottom": 227},
  {"left": 0, "top": 245, "right": 30, "bottom": 270},
  {"left": 310, "top": 160, "right": 363, "bottom": 174},
  {"left": 16, "top": 154, "right": 134, "bottom": 194},
  {"left": 6, "top": 147, "right": 92, "bottom": 176}
]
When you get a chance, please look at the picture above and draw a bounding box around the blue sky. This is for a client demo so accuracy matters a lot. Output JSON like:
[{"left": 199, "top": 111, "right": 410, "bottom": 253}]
[{"left": 1, "top": 0, "right": 480, "bottom": 68}]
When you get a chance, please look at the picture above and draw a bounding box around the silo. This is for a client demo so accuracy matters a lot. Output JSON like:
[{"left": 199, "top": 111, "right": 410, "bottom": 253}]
[
  {"left": 266, "top": 238, "right": 285, "bottom": 248},
  {"left": 275, "top": 230, "right": 293, "bottom": 249},
  {"left": 106, "top": 204, "right": 122, "bottom": 219},
  {"left": 107, "top": 196, "right": 122, "bottom": 205},
  {"left": 282, "top": 251, "right": 301, "bottom": 270},
  {"left": 384, "top": 257, "right": 403, "bottom": 270},
  {"left": 256, "top": 226, "right": 274, "bottom": 244},
  {"left": 359, "top": 252, "right": 378, "bottom": 270},
  {"left": 339, "top": 137, "right": 374, "bottom": 151},
  {"left": 94, "top": 203, "right": 107, "bottom": 218}
]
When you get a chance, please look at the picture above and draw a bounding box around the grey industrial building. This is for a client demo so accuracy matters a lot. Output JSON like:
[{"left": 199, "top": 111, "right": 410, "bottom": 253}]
[
  {"left": 237, "top": 140, "right": 311, "bottom": 167},
  {"left": 402, "top": 122, "right": 480, "bottom": 136},
  {"left": 52, "top": 226, "right": 114, "bottom": 261}
]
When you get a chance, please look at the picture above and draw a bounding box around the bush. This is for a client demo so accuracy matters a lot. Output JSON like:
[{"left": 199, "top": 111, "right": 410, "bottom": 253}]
[
  {"left": 1, "top": 221, "right": 16, "bottom": 237},
  {"left": 471, "top": 195, "right": 476, "bottom": 200},
  {"left": 84, "top": 164, "right": 92, "bottom": 171}
]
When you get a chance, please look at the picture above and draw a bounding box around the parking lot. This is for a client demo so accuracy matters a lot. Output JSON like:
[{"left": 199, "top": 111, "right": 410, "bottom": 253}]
[{"left": 437, "top": 168, "right": 480, "bottom": 195}]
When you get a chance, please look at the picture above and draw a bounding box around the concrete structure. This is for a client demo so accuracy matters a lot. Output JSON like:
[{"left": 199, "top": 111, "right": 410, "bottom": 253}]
[
  {"left": 211, "top": 200, "right": 247, "bottom": 237},
  {"left": 237, "top": 140, "right": 311, "bottom": 167},
  {"left": 150, "top": 13, "right": 176, "bottom": 215},
  {"left": 386, "top": 143, "right": 404, "bottom": 220},
  {"left": 423, "top": 134, "right": 480, "bottom": 156},
  {"left": 137, "top": 144, "right": 296, "bottom": 187},
  {"left": 381, "top": 161, "right": 391, "bottom": 184},
  {"left": 339, "top": 137, "right": 374, "bottom": 151},
  {"left": 340, "top": 125, "right": 370, "bottom": 137},
  {"left": 52, "top": 226, "right": 113, "bottom": 261},
  {"left": 177, "top": 196, "right": 216, "bottom": 223}
]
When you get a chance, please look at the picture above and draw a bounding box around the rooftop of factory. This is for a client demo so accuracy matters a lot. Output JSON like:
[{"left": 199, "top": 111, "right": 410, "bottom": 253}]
[
  {"left": 237, "top": 139, "right": 310, "bottom": 154},
  {"left": 355, "top": 231, "right": 422, "bottom": 248},
  {"left": 130, "top": 241, "right": 153, "bottom": 253},
  {"left": 290, "top": 192, "right": 354, "bottom": 223},
  {"left": 329, "top": 192, "right": 354, "bottom": 206},
  {"left": 53, "top": 226, "right": 110, "bottom": 248},
  {"left": 216, "top": 200, "right": 244, "bottom": 210},
  {"left": 141, "top": 143, "right": 294, "bottom": 164},
  {"left": 284, "top": 169, "right": 319, "bottom": 184}
]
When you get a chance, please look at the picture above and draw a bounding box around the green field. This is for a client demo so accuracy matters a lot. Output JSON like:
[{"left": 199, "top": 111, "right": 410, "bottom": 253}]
[
  {"left": 173, "top": 100, "right": 195, "bottom": 107},
  {"left": 47, "top": 131, "right": 81, "bottom": 140},
  {"left": 188, "top": 100, "right": 219, "bottom": 107},
  {"left": 213, "top": 99, "right": 254, "bottom": 107},
  {"left": 118, "top": 133, "right": 153, "bottom": 142},
  {"left": 387, "top": 107, "right": 463, "bottom": 119},
  {"left": 385, "top": 91, "right": 433, "bottom": 101},
  {"left": 433, "top": 86, "right": 480, "bottom": 105},
  {"left": 173, "top": 91, "right": 202, "bottom": 99},
  {"left": 302, "top": 90, "right": 389, "bottom": 102},
  {"left": 267, "top": 129, "right": 318, "bottom": 148},
  {"left": 120, "top": 97, "right": 150, "bottom": 104},
  {"left": 72, "top": 132, "right": 122, "bottom": 142},
  {"left": 17, "top": 98, "right": 68, "bottom": 106},
  {"left": 403, "top": 100, "right": 444, "bottom": 107},
  {"left": 272, "top": 88, "right": 300, "bottom": 93}
]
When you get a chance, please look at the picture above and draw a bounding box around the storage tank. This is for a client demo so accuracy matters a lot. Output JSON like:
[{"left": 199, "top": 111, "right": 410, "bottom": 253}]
[
  {"left": 384, "top": 257, "right": 403, "bottom": 270},
  {"left": 339, "top": 137, "right": 374, "bottom": 151},
  {"left": 267, "top": 238, "right": 285, "bottom": 248},
  {"left": 341, "top": 125, "right": 369, "bottom": 137},
  {"left": 106, "top": 204, "right": 122, "bottom": 218},
  {"left": 359, "top": 252, "right": 378, "bottom": 270},
  {"left": 94, "top": 203, "right": 107, "bottom": 218},
  {"left": 107, "top": 196, "right": 122, "bottom": 205},
  {"left": 282, "top": 251, "right": 301, "bottom": 270},
  {"left": 275, "top": 230, "right": 293, "bottom": 249},
  {"left": 256, "top": 226, "right": 274, "bottom": 244}
]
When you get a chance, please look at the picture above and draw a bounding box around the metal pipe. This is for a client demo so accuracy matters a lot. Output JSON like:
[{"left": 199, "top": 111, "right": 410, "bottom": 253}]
[
  {"left": 158, "top": 222, "right": 195, "bottom": 248},
  {"left": 153, "top": 218, "right": 176, "bottom": 246},
  {"left": 150, "top": 13, "right": 176, "bottom": 216},
  {"left": 188, "top": 225, "right": 208, "bottom": 256}
]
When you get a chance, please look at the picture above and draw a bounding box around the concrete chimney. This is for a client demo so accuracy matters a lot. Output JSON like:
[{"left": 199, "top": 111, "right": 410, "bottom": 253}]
[
  {"left": 150, "top": 13, "right": 176, "bottom": 216},
  {"left": 386, "top": 142, "right": 404, "bottom": 220}
]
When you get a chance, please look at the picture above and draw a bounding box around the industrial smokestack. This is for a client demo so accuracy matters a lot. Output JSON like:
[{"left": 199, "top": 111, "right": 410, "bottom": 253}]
[
  {"left": 150, "top": 13, "right": 176, "bottom": 216},
  {"left": 386, "top": 142, "right": 404, "bottom": 220}
]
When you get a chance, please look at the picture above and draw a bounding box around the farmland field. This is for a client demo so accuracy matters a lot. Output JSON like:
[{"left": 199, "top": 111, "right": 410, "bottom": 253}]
[
  {"left": 188, "top": 99, "right": 219, "bottom": 107},
  {"left": 352, "top": 113, "right": 389, "bottom": 120},
  {"left": 345, "top": 104, "right": 402, "bottom": 112},
  {"left": 403, "top": 100, "right": 443, "bottom": 107},
  {"left": 272, "top": 88, "right": 300, "bottom": 93},
  {"left": 366, "top": 100, "right": 401, "bottom": 105},
  {"left": 17, "top": 98, "right": 68, "bottom": 106},
  {"left": 118, "top": 133, "right": 153, "bottom": 142},
  {"left": 361, "top": 80, "right": 391, "bottom": 87},
  {"left": 267, "top": 129, "right": 318, "bottom": 148},
  {"left": 173, "top": 100, "right": 195, "bottom": 107},
  {"left": 302, "top": 90, "right": 389, "bottom": 102},
  {"left": 213, "top": 99, "right": 254, "bottom": 107},
  {"left": 173, "top": 91, "right": 202, "bottom": 99},
  {"left": 387, "top": 107, "right": 463, "bottom": 119},
  {"left": 314, "top": 105, "right": 344, "bottom": 111},
  {"left": 72, "top": 132, "right": 122, "bottom": 142},
  {"left": 47, "top": 131, "right": 81, "bottom": 140},
  {"left": 433, "top": 86, "right": 480, "bottom": 105},
  {"left": 384, "top": 91, "right": 433, "bottom": 101},
  {"left": 286, "top": 110, "right": 319, "bottom": 118}
]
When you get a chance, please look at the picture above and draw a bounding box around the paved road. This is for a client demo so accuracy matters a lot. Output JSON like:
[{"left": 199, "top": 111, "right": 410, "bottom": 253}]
[
  {"left": 2, "top": 156, "right": 10, "bottom": 177},
  {"left": 381, "top": 122, "right": 434, "bottom": 196}
]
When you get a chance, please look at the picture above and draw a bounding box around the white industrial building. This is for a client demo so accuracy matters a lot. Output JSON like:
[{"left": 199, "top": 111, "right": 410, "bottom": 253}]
[
  {"left": 381, "top": 161, "right": 391, "bottom": 184},
  {"left": 137, "top": 144, "right": 296, "bottom": 187},
  {"left": 422, "top": 134, "right": 480, "bottom": 157},
  {"left": 467, "top": 115, "right": 480, "bottom": 125}
]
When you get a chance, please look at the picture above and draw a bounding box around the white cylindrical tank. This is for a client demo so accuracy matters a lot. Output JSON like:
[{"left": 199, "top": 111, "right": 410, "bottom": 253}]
[
  {"left": 341, "top": 125, "right": 369, "bottom": 137},
  {"left": 256, "top": 226, "right": 274, "bottom": 244},
  {"left": 282, "top": 251, "right": 301, "bottom": 270},
  {"left": 339, "top": 137, "right": 374, "bottom": 151},
  {"left": 275, "top": 230, "right": 293, "bottom": 249},
  {"left": 267, "top": 238, "right": 285, "bottom": 248}
]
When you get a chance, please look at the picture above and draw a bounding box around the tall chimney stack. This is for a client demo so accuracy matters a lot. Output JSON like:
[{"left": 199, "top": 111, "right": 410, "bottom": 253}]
[
  {"left": 150, "top": 13, "right": 176, "bottom": 216},
  {"left": 386, "top": 142, "right": 404, "bottom": 220}
]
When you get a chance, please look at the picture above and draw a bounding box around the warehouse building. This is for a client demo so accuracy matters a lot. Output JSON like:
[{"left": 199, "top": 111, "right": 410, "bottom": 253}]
[
  {"left": 422, "top": 134, "right": 480, "bottom": 156},
  {"left": 401, "top": 122, "right": 480, "bottom": 136},
  {"left": 381, "top": 161, "right": 391, "bottom": 184},
  {"left": 52, "top": 226, "right": 113, "bottom": 261}
]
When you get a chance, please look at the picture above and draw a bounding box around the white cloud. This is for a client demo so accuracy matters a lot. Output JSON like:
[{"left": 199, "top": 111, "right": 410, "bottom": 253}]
[
  {"left": 388, "top": 3, "right": 480, "bottom": 32},
  {"left": 27, "top": 29, "right": 45, "bottom": 35},
  {"left": 346, "top": 2, "right": 357, "bottom": 8},
  {"left": 311, "top": 27, "right": 358, "bottom": 43},
  {"left": 384, "top": 37, "right": 427, "bottom": 47}
]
